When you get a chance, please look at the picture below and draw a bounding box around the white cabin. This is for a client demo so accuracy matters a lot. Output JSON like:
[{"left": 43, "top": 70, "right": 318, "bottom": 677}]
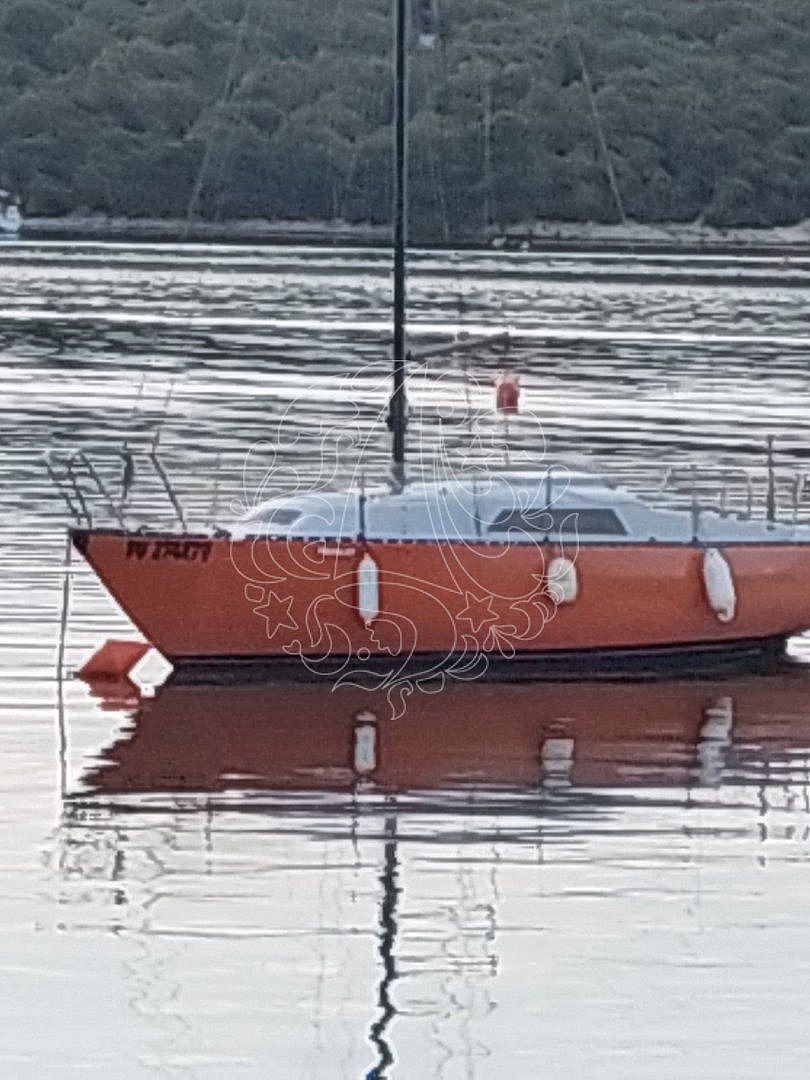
[{"left": 231, "top": 470, "right": 810, "bottom": 544}]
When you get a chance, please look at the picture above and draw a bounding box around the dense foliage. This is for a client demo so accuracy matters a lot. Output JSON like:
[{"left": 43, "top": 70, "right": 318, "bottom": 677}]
[{"left": 1, "top": 0, "right": 809, "bottom": 238}]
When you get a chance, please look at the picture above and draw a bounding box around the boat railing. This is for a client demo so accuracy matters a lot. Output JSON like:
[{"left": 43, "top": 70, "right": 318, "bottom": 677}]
[
  {"left": 43, "top": 439, "right": 810, "bottom": 534},
  {"left": 44, "top": 447, "right": 200, "bottom": 532},
  {"left": 654, "top": 460, "right": 810, "bottom": 524}
]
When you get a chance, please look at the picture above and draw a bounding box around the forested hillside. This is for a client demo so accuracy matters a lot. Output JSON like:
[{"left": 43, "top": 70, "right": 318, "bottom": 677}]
[{"left": 1, "top": 0, "right": 809, "bottom": 239}]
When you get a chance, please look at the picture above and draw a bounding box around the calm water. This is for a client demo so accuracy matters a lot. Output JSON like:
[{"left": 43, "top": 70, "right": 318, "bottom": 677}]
[{"left": 3, "top": 240, "right": 810, "bottom": 1077}]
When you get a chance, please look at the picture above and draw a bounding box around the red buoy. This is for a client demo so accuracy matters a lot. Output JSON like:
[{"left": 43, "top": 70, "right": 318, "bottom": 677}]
[{"left": 495, "top": 372, "right": 520, "bottom": 414}]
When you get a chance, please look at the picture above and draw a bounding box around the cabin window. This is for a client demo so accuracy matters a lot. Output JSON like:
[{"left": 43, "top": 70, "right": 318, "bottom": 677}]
[
  {"left": 265, "top": 508, "right": 301, "bottom": 526},
  {"left": 244, "top": 507, "right": 301, "bottom": 527},
  {"left": 488, "top": 507, "right": 626, "bottom": 536}
]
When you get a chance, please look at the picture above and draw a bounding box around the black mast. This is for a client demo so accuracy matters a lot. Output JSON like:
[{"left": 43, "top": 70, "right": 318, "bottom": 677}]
[{"left": 389, "top": 0, "right": 408, "bottom": 491}]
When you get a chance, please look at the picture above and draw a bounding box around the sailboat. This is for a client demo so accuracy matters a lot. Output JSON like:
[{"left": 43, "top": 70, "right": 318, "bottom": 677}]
[{"left": 68, "top": 1, "right": 810, "bottom": 677}]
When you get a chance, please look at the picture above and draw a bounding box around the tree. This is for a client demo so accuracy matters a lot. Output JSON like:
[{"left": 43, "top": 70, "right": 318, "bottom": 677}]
[
  {"left": 3, "top": 0, "right": 810, "bottom": 233},
  {"left": 1, "top": 1, "right": 68, "bottom": 66}
]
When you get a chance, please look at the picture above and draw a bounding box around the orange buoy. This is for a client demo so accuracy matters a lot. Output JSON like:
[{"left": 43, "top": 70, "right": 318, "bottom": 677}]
[
  {"left": 495, "top": 372, "right": 520, "bottom": 414},
  {"left": 77, "top": 639, "right": 151, "bottom": 680}
]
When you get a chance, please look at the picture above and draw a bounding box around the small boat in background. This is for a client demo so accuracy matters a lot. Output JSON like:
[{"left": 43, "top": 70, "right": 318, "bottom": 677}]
[{"left": 0, "top": 189, "right": 22, "bottom": 235}]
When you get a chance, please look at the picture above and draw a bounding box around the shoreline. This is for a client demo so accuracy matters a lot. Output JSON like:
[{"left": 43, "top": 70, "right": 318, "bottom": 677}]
[{"left": 18, "top": 213, "right": 810, "bottom": 251}]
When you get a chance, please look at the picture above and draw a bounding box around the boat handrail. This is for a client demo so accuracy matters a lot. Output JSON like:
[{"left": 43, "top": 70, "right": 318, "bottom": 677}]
[
  {"left": 43, "top": 447, "right": 190, "bottom": 531},
  {"left": 42, "top": 444, "right": 810, "bottom": 535}
]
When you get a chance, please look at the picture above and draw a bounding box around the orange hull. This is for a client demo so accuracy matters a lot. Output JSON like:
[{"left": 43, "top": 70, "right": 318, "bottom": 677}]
[
  {"left": 82, "top": 674, "right": 810, "bottom": 796},
  {"left": 71, "top": 529, "right": 810, "bottom": 666}
]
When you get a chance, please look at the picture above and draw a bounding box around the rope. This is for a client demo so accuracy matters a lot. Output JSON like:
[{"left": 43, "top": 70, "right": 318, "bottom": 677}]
[
  {"left": 561, "top": 0, "right": 626, "bottom": 225},
  {"left": 185, "top": 0, "right": 257, "bottom": 231}
]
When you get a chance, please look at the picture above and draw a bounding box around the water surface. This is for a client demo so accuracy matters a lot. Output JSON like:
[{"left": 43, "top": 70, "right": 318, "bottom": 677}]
[{"left": 2, "top": 240, "right": 810, "bottom": 1077}]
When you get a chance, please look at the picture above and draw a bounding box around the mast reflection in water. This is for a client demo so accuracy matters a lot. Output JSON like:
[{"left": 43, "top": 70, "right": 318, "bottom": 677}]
[{"left": 59, "top": 670, "right": 810, "bottom": 1076}]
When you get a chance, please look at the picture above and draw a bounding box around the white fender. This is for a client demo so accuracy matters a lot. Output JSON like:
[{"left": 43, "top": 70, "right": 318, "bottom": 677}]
[
  {"left": 541, "top": 735, "right": 575, "bottom": 788},
  {"left": 541, "top": 736, "right": 575, "bottom": 771},
  {"left": 697, "top": 696, "right": 734, "bottom": 785},
  {"left": 702, "top": 547, "right": 736, "bottom": 623},
  {"left": 547, "top": 556, "right": 578, "bottom": 604},
  {"left": 353, "top": 712, "right": 378, "bottom": 774},
  {"left": 357, "top": 552, "right": 380, "bottom": 625},
  {"left": 701, "top": 695, "right": 734, "bottom": 741}
]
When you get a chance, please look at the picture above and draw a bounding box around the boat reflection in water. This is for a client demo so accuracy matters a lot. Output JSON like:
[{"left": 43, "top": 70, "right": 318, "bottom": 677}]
[
  {"left": 61, "top": 670, "right": 810, "bottom": 1078},
  {"left": 78, "top": 670, "right": 810, "bottom": 799}
]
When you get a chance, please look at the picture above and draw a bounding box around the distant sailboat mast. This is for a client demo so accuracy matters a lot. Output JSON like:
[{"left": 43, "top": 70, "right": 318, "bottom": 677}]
[{"left": 389, "top": 0, "right": 409, "bottom": 491}]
